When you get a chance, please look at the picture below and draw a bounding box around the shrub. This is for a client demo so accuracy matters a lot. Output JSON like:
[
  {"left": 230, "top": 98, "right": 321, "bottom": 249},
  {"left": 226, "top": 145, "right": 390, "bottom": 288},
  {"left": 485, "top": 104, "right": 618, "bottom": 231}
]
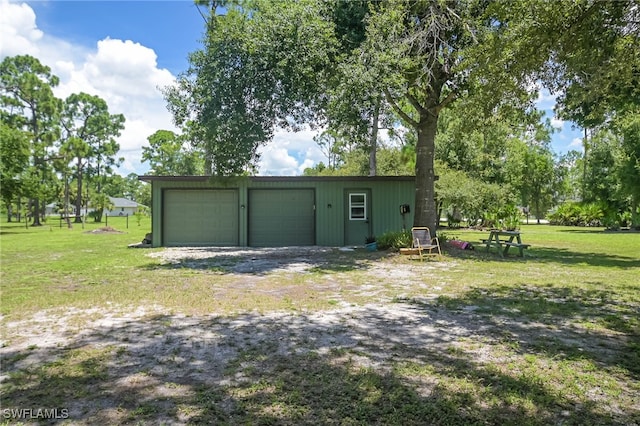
[
  {"left": 446, "top": 210, "right": 462, "bottom": 228},
  {"left": 603, "top": 211, "right": 621, "bottom": 231},
  {"left": 88, "top": 210, "right": 102, "bottom": 222},
  {"left": 376, "top": 230, "right": 412, "bottom": 250},
  {"left": 548, "top": 202, "right": 584, "bottom": 226},
  {"left": 581, "top": 202, "right": 605, "bottom": 226},
  {"left": 498, "top": 204, "right": 522, "bottom": 230},
  {"left": 603, "top": 209, "right": 634, "bottom": 230},
  {"left": 548, "top": 202, "right": 606, "bottom": 226},
  {"left": 436, "top": 231, "right": 452, "bottom": 244},
  {"left": 135, "top": 206, "right": 149, "bottom": 226}
]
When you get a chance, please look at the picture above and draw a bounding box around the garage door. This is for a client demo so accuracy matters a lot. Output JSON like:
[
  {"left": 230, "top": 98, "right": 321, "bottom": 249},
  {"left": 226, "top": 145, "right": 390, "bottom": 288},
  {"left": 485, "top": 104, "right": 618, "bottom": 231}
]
[
  {"left": 163, "top": 189, "right": 238, "bottom": 246},
  {"left": 248, "top": 189, "right": 315, "bottom": 246}
]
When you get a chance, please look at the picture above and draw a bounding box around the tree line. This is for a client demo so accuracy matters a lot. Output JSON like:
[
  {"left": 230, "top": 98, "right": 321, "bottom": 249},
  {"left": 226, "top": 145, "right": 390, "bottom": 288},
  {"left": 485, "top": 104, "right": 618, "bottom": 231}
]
[
  {"left": 163, "top": 0, "right": 638, "bottom": 230},
  {"left": 2, "top": 1, "right": 638, "bottom": 230},
  {"left": 0, "top": 55, "right": 150, "bottom": 225}
]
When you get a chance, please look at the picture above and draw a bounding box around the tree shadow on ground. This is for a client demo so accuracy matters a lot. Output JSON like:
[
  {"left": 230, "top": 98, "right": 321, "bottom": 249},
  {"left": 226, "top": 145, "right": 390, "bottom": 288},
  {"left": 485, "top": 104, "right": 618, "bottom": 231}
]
[
  {"left": 2, "top": 296, "right": 637, "bottom": 424},
  {"left": 556, "top": 228, "right": 609, "bottom": 234},
  {"left": 557, "top": 228, "right": 640, "bottom": 234},
  {"left": 0, "top": 230, "right": 25, "bottom": 236},
  {"left": 413, "top": 284, "right": 640, "bottom": 378},
  {"left": 138, "top": 247, "right": 393, "bottom": 275},
  {"left": 445, "top": 244, "right": 640, "bottom": 268},
  {"left": 530, "top": 247, "right": 640, "bottom": 269}
]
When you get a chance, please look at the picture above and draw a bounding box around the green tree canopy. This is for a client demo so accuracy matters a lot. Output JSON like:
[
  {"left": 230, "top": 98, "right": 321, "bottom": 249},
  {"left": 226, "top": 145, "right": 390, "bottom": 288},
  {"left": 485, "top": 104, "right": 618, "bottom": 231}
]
[
  {"left": 142, "top": 130, "right": 204, "bottom": 176},
  {"left": 0, "top": 121, "right": 29, "bottom": 221},
  {"left": 166, "top": 0, "right": 337, "bottom": 175},
  {"left": 60, "top": 92, "right": 125, "bottom": 222},
  {"left": 0, "top": 54, "right": 61, "bottom": 225},
  {"left": 173, "top": 0, "right": 640, "bottom": 232}
]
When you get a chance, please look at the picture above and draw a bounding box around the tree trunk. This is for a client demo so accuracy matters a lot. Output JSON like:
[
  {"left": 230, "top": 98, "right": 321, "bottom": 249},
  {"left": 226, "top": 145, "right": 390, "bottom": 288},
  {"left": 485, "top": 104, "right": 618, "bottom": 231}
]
[
  {"left": 6, "top": 203, "right": 12, "bottom": 222},
  {"left": 436, "top": 200, "right": 444, "bottom": 227},
  {"left": 413, "top": 112, "right": 439, "bottom": 233},
  {"left": 205, "top": 144, "right": 214, "bottom": 175},
  {"left": 32, "top": 197, "right": 42, "bottom": 226},
  {"left": 368, "top": 100, "right": 380, "bottom": 177},
  {"left": 582, "top": 127, "right": 588, "bottom": 201},
  {"left": 64, "top": 172, "right": 72, "bottom": 228},
  {"left": 75, "top": 165, "right": 83, "bottom": 223},
  {"left": 31, "top": 152, "right": 45, "bottom": 226}
]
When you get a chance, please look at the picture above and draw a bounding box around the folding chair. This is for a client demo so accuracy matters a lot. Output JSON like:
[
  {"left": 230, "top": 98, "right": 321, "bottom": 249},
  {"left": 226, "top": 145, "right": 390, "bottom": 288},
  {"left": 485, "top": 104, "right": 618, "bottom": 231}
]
[{"left": 411, "top": 227, "right": 442, "bottom": 260}]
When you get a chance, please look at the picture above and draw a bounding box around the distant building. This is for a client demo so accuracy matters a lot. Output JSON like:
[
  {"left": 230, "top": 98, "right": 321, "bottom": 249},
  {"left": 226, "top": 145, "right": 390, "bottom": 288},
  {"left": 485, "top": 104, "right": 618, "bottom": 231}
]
[
  {"left": 45, "top": 197, "right": 144, "bottom": 218},
  {"left": 104, "top": 197, "right": 145, "bottom": 216},
  {"left": 45, "top": 202, "right": 74, "bottom": 216}
]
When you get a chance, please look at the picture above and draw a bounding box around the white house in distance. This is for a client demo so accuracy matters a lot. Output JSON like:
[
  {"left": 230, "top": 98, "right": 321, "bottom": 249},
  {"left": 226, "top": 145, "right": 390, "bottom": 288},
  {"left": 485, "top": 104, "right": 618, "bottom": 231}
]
[
  {"left": 45, "top": 197, "right": 144, "bottom": 217},
  {"left": 104, "top": 197, "right": 144, "bottom": 216}
]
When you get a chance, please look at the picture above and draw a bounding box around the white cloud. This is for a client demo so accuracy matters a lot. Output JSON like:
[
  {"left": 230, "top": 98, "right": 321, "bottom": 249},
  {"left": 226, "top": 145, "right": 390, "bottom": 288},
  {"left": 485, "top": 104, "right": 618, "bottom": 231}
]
[
  {"left": 569, "top": 137, "right": 584, "bottom": 151},
  {"left": 0, "top": 0, "right": 176, "bottom": 177},
  {"left": 82, "top": 38, "right": 175, "bottom": 100},
  {"left": 52, "top": 39, "right": 177, "bottom": 167},
  {"left": 0, "top": 0, "right": 42, "bottom": 57},
  {"left": 258, "top": 127, "right": 324, "bottom": 175},
  {"left": 1, "top": 1, "right": 85, "bottom": 71},
  {"left": 535, "top": 88, "right": 557, "bottom": 110},
  {"left": 550, "top": 117, "right": 565, "bottom": 130},
  {"left": 258, "top": 145, "right": 300, "bottom": 176},
  {"left": 1, "top": 0, "right": 323, "bottom": 177}
]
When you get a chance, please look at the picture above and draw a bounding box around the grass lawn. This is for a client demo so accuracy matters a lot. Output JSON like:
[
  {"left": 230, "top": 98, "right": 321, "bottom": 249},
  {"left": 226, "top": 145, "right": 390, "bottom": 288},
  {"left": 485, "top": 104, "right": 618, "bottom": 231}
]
[{"left": 1, "top": 219, "right": 639, "bottom": 425}]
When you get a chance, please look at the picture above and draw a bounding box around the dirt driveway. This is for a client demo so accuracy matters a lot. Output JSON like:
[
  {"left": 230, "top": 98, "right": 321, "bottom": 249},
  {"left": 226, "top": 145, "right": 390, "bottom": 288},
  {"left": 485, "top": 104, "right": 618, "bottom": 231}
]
[{"left": 1, "top": 247, "right": 636, "bottom": 425}]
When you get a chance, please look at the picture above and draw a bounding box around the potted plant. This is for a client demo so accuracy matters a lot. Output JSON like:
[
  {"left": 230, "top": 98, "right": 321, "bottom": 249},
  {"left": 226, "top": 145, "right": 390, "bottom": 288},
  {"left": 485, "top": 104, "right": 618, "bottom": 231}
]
[{"left": 365, "top": 235, "right": 377, "bottom": 251}]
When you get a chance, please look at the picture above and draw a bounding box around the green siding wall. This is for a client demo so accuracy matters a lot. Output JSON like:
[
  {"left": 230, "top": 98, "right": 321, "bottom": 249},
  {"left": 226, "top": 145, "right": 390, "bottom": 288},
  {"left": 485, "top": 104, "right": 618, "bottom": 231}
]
[{"left": 147, "top": 177, "right": 415, "bottom": 247}]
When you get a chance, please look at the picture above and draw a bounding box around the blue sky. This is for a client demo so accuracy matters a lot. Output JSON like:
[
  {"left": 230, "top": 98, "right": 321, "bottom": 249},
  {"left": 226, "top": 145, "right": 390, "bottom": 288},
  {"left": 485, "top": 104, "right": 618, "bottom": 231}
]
[
  {"left": 1, "top": 0, "right": 583, "bottom": 177},
  {"left": 26, "top": 1, "right": 204, "bottom": 76}
]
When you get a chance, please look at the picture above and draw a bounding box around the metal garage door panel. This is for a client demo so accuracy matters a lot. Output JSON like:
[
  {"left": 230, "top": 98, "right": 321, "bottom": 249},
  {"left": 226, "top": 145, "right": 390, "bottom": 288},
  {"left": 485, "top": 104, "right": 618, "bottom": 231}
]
[
  {"left": 249, "top": 189, "right": 315, "bottom": 246},
  {"left": 163, "top": 190, "right": 238, "bottom": 246}
]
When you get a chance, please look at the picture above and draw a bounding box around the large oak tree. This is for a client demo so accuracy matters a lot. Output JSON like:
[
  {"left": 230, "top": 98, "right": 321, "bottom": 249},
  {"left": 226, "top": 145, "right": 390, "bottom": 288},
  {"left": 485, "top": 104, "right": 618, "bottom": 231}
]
[{"left": 171, "top": 0, "right": 638, "bottom": 231}]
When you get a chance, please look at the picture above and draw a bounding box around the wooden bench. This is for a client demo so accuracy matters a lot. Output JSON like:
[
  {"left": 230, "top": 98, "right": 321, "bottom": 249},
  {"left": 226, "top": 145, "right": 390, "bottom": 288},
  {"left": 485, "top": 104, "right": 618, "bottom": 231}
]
[{"left": 503, "top": 242, "right": 530, "bottom": 249}]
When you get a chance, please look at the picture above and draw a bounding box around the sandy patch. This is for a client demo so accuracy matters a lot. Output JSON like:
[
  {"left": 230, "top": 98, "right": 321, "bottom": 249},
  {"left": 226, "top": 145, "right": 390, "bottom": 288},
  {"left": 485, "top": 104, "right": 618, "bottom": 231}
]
[{"left": 2, "top": 247, "right": 633, "bottom": 424}]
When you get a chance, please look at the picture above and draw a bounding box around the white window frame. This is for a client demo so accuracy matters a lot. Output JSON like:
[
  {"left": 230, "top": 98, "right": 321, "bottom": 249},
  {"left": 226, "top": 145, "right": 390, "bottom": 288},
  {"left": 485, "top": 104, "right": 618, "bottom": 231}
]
[{"left": 349, "top": 193, "right": 367, "bottom": 221}]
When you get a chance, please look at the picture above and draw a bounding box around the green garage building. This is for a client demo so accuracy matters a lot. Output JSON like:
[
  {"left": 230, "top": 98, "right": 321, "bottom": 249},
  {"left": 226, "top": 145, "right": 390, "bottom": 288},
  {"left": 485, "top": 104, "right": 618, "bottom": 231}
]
[{"left": 139, "top": 175, "right": 416, "bottom": 247}]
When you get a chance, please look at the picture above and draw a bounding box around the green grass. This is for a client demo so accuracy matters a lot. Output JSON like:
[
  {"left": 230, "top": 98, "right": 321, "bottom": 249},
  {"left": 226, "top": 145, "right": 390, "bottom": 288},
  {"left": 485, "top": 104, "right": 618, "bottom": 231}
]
[
  {"left": 2, "top": 221, "right": 638, "bottom": 318},
  {"left": 0, "top": 217, "right": 161, "bottom": 316},
  {"left": 1, "top": 220, "right": 639, "bottom": 424}
]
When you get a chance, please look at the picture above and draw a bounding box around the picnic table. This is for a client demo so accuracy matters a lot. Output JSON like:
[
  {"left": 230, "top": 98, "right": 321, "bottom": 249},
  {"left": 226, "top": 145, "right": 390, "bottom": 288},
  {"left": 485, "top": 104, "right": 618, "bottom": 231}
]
[{"left": 481, "top": 229, "right": 530, "bottom": 257}]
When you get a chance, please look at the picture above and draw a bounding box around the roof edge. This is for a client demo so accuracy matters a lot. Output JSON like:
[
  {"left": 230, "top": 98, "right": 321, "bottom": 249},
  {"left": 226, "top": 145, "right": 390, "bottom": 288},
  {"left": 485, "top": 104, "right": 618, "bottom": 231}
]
[{"left": 138, "top": 175, "right": 416, "bottom": 183}]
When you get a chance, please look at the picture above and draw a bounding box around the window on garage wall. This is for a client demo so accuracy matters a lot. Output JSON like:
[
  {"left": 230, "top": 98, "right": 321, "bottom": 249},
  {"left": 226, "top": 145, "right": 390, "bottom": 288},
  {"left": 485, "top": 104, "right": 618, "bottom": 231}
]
[{"left": 349, "top": 193, "right": 367, "bottom": 221}]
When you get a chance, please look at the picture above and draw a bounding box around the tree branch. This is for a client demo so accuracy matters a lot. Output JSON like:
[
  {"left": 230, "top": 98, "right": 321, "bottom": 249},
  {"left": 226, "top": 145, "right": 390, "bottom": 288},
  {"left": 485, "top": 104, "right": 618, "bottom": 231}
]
[
  {"left": 384, "top": 88, "right": 418, "bottom": 128},
  {"left": 405, "top": 90, "right": 427, "bottom": 116},
  {"left": 434, "top": 91, "right": 457, "bottom": 114}
]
